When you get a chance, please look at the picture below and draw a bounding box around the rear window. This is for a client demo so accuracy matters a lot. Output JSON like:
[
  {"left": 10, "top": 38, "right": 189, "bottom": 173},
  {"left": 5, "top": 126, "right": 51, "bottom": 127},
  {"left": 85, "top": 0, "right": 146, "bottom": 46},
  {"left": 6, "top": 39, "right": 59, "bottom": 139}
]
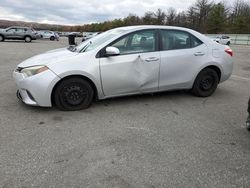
[
  {"left": 190, "top": 35, "right": 203, "bottom": 48},
  {"left": 161, "top": 30, "right": 203, "bottom": 50}
]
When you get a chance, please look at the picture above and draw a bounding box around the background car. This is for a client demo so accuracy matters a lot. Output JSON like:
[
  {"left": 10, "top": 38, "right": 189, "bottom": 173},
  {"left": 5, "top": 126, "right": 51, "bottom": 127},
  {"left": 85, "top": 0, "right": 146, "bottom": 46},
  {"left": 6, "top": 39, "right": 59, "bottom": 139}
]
[
  {"left": 0, "top": 26, "right": 37, "bottom": 42},
  {"left": 214, "top": 35, "right": 231, "bottom": 45},
  {"left": 68, "top": 32, "right": 83, "bottom": 37},
  {"left": 38, "top": 30, "right": 59, "bottom": 41},
  {"left": 82, "top": 32, "right": 100, "bottom": 42},
  {"left": 13, "top": 26, "right": 233, "bottom": 111}
]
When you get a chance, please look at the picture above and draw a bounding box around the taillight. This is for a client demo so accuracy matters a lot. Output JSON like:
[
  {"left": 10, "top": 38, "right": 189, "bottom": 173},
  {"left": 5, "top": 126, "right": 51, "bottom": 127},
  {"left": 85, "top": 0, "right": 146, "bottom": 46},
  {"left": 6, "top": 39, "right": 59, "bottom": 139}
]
[{"left": 225, "top": 48, "right": 233, "bottom": 57}]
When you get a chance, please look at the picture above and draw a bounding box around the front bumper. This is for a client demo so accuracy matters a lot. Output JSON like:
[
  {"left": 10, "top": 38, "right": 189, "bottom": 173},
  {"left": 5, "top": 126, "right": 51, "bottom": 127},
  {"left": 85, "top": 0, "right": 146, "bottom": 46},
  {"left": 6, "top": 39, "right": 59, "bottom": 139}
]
[{"left": 13, "top": 69, "right": 60, "bottom": 107}]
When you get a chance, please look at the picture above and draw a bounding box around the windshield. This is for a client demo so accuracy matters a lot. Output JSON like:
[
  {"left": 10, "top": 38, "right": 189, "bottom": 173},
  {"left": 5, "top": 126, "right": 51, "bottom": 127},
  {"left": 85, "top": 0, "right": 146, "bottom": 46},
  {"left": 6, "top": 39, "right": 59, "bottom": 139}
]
[{"left": 75, "top": 28, "right": 128, "bottom": 53}]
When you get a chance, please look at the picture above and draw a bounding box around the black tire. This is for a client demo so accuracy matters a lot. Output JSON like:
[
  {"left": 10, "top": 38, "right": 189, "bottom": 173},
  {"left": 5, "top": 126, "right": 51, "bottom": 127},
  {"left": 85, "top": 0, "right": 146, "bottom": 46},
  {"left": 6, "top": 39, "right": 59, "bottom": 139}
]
[
  {"left": 247, "top": 115, "right": 250, "bottom": 131},
  {"left": 0, "top": 35, "right": 5, "bottom": 42},
  {"left": 247, "top": 123, "right": 250, "bottom": 131},
  {"left": 192, "top": 68, "right": 219, "bottom": 97},
  {"left": 24, "top": 36, "right": 32, "bottom": 42},
  {"left": 226, "top": 41, "right": 230, "bottom": 45},
  {"left": 50, "top": 36, "right": 55, "bottom": 41},
  {"left": 54, "top": 77, "right": 94, "bottom": 111}
]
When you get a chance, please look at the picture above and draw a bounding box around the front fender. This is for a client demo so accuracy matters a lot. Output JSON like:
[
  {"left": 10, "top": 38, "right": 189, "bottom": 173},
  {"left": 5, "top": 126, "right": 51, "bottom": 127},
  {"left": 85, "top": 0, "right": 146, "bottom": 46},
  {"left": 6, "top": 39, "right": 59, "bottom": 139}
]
[{"left": 54, "top": 70, "right": 104, "bottom": 100}]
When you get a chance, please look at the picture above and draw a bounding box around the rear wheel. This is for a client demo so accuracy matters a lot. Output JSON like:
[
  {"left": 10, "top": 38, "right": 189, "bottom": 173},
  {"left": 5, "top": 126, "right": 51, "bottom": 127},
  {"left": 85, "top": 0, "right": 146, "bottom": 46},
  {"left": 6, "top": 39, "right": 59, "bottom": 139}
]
[
  {"left": 192, "top": 68, "right": 219, "bottom": 97},
  {"left": 54, "top": 77, "right": 94, "bottom": 111},
  {"left": 0, "top": 35, "right": 4, "bottom": 42},
  {"left": 226, "top": 41, "right": 230, "bottom": 45},
  {"left": 24, "top": 36, "right": 32, "bottom": 42}
]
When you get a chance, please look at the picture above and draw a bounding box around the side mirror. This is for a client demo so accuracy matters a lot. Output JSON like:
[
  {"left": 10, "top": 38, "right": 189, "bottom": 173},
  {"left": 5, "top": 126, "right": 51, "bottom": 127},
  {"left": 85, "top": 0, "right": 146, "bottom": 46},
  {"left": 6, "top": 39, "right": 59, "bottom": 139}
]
[{"left": 106, "top": 46, "right": 120, "bottom": 56}]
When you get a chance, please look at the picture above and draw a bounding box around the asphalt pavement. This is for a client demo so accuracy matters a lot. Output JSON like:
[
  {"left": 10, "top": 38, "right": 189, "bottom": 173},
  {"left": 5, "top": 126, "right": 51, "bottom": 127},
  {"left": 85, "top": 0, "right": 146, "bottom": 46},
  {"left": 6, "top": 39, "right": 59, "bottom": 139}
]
[{"left": 0, "top": 38, "right": 250, "bottom": 188}]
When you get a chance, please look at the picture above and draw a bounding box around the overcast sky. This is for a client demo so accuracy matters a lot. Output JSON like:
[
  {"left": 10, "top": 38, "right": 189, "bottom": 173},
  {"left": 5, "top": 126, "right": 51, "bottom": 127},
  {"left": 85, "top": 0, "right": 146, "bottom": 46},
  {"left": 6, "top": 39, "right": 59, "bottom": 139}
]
[{"left": 0, "top": 0, "right": 226, "bottom": 25}]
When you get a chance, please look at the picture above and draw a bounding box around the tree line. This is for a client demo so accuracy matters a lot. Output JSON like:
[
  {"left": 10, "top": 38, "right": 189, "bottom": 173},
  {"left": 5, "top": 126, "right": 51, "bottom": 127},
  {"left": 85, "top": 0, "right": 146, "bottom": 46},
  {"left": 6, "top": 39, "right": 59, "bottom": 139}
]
[
  {"left": 67, "top": 0, "right": 250, "bottom": 34},
  {"left": 0, "top": 0, "right": 249, "bottom": 33}
]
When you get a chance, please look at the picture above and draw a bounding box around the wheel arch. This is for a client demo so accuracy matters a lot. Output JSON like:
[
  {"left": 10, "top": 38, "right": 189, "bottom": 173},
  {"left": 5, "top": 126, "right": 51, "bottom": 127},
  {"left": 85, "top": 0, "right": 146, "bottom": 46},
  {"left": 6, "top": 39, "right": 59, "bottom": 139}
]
[
  {"left": 24, "top": 35, "right": 32, "bottom": 39},
  {"left": 195, "top": 65, "right": 222, "bottom": 83},
  {"left": 51, "top": 74, "right": 99, "bottom": 106}
]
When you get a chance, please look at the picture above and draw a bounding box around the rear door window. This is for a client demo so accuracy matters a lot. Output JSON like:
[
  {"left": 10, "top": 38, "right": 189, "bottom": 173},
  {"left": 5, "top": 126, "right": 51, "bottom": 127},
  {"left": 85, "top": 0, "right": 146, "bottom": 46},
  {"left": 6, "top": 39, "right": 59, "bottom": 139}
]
[
  {"left": 161, "top": 30, "right": 203, "bottom": 50},
  {"left": 16, "top": 28, "right": 24, "bottom": 33}
]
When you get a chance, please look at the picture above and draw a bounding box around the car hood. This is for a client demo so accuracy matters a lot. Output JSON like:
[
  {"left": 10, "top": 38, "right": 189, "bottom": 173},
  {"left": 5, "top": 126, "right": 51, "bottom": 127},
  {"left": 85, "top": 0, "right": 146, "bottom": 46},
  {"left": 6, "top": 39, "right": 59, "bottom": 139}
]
[{"left": 18, "top": 48, "right": 78, "bottom": 68}]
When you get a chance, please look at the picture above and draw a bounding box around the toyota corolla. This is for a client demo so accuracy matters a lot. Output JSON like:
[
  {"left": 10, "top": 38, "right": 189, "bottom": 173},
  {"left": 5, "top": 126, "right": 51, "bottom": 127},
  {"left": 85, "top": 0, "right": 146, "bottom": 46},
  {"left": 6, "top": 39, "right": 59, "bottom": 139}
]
[{"left": 13, "top": 26, "right": 233, "bottom": 111}]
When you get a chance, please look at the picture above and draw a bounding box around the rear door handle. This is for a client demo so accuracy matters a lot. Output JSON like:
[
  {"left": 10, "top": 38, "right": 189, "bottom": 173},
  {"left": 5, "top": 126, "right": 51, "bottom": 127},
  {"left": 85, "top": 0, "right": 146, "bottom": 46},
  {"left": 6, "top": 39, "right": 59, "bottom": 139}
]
[
  {"left": 144, "top": 57, "right": 159, "bottom": 62},
  {"left": 194, "top": 52, "right": 205, "bottom": 56}
]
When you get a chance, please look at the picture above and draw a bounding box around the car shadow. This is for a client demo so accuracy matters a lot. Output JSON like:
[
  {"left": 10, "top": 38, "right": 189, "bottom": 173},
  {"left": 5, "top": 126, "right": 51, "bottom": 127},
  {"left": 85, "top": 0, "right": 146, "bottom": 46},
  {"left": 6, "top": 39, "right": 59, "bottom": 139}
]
[
  {"left": 18, "top": 87, "right": 232, "bottom": 113},
  {"left": 17, "top": 90, "right": 191, "bottom": 113},
  {"left": 94, "top": 90, "right": 190, "bottom": 107}
]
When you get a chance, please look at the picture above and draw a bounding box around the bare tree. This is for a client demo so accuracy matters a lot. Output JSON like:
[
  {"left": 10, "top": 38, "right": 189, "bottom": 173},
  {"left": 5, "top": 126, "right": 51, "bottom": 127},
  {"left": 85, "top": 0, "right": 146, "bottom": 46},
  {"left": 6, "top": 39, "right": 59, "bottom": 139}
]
[
  {"left": 142, "top": 11, "right": 155, "bottom": 25},
  {"left": 187, "top": 6, "right": 198, "bottom": 29},
  {"left": 166, "top": 8, "right": 177, "bottom": 25},
  {"left": 154, "top": 9, "right": 166, "bottom": 25},
  {"left": 191, "top": 0, "right": 213, "bottom": 31}
]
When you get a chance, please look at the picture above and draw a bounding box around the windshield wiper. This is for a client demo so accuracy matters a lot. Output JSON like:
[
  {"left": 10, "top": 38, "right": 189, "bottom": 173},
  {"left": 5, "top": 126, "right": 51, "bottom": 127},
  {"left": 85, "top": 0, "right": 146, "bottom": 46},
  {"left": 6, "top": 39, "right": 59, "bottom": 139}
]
[{"left": 80, "top": 41, "right": 92, "bottom": 52}]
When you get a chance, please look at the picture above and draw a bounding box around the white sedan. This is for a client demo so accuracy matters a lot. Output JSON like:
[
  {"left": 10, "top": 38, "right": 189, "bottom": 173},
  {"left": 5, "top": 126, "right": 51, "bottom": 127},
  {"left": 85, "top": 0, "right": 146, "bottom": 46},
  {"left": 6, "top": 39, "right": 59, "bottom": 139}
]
[
  {"left": 214, "top": 35, "right": 231, "bottom": 45},
  {"left": 13, "top": 26, "right": 233, "bottom": 110}
]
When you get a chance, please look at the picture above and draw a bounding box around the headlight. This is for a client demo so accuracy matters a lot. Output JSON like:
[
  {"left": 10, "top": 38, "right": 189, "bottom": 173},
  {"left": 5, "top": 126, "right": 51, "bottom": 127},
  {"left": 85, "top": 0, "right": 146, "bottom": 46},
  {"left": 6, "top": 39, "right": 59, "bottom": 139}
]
[{"left": 20, "top": 66, "right": 49, "bottom": 77}]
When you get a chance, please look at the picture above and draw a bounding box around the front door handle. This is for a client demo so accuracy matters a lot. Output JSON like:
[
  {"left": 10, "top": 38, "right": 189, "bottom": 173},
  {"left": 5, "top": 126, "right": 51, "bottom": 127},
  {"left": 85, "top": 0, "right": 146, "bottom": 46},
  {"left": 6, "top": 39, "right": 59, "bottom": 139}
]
[
  {"left": 144, "top": 57, "right": 159, "bottom": 62},
  {"left": 194, "top": 52, "right": 205, "bottom": 56}
]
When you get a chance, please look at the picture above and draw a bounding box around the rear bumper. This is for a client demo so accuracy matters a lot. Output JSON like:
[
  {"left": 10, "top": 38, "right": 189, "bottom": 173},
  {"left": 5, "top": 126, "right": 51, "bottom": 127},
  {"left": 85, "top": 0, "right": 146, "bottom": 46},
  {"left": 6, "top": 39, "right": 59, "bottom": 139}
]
[{"left": 218, "top": 50, "right": 234, "bottom": 83}]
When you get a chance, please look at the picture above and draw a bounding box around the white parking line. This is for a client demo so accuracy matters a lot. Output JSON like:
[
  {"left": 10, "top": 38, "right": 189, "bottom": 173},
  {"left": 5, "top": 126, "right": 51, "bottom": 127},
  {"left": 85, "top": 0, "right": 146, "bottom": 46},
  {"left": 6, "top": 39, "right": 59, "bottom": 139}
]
[{"left": 231, "top": 75, "right": 250, "bottom": 82}]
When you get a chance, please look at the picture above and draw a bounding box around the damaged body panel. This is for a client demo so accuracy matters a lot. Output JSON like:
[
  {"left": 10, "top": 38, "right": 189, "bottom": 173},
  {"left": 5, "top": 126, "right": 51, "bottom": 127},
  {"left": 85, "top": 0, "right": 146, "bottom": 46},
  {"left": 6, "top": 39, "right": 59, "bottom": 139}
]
[{"left": 100, "top": 52, "right": 160, "bottom": 96}]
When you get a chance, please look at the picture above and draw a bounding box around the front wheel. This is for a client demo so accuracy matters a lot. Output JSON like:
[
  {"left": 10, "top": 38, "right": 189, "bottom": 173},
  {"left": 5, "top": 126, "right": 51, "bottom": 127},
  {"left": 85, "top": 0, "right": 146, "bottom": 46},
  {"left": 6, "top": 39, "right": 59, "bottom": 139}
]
[
  {"left": 192, "top": 68, "right": 219, "bottom": 97},
  {"left": 54, "top": 77, "right": 94, "bottom": 111},
  {"left": 0, "top": 35, "right": 4, "bottom": 42}
]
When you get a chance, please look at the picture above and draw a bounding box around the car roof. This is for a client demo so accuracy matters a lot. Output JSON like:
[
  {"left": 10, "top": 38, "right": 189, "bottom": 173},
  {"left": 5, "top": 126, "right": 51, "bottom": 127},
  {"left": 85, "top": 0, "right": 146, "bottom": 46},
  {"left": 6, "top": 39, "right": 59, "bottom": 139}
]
[{"left": 113, "top": 25, "right": 195, "bottom": 32}]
